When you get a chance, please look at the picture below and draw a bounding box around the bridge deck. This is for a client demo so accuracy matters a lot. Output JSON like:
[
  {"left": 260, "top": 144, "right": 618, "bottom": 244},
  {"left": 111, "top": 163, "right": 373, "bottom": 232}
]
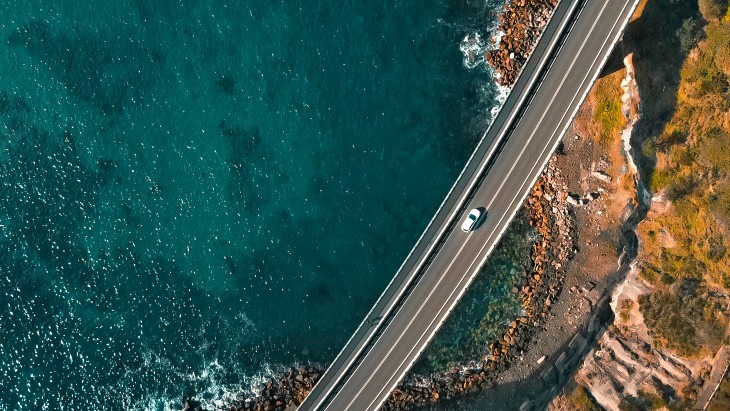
[{"left": 299, "top": 1, "right": 641, "bottom": 410}]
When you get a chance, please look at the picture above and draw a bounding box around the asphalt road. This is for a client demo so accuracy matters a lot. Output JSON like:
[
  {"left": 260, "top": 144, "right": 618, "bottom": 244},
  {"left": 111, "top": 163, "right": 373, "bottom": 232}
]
[{"left": 299, "top": 1, "right": 640, "bottom": 410}]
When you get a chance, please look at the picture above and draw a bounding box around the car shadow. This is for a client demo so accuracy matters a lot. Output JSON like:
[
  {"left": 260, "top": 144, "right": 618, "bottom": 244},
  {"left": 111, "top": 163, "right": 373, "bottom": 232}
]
[{"left": 474, "top": 206, "right": 488, "bottom": 230}]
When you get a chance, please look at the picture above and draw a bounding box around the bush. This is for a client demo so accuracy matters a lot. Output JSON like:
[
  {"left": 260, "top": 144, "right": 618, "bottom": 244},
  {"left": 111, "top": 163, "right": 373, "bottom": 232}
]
[
  {"left": 640, "top": 281, "right": 727, "bottom": 356},
  {"left": 660, "top": 248, "right": 705, "bottom": 279},
  {"left": 707, "top": 23, "right": 730, "bottom": 77},
  {"left": 699, "top": 0, "right": 728, "bottom": 21},
  {"left": 700, "top": 128, "right": 730, "bottom": 174},
  {"left": 665, "top": 174, "right": 697, "bottom": 201},
  {"left": 707, "top": 236, "right": 727, "bottom": 262},
  {"left": 710, "top": 183, "right": 730, "bottom": 225},
  {"left": 595, "top": 99, "right": 623, "bottom": 142},
  {"left": 650, "top": 168, "right": 677, "bottom": 193},
  {"left": 640, "top": 267, "right": 660, "bottom": 285},
  {"left": 592, "top": 71, "right": 626, "bottom": 145},
  {"left": 618, "top": 299, "right": 635, "bottom": 322},
  {"left": 638, "top": 390, "right": 668, "bottom": 410},
  {"left": 570, "top": 386, "right": 603, "bottom": 411},
  {"left": 673, "top": 147, "right": 695, "bottom": 166},
  {"left": 676, "top": 17, "right": 703, "bottom": 52},
  {"left": 641, "top": 137, "right": 657, "bottom": 159},
  {"left": 658, "top": 129, "right": 689, "bottom": 150},
  {"left": 716, "top": 42, "right": 730, "bottom": 77}
]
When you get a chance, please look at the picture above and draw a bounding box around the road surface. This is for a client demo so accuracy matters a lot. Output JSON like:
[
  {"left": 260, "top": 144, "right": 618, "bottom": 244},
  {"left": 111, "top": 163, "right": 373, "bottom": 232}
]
[{"left": 299, "top": 1, "right": 640, "bottom": 410}]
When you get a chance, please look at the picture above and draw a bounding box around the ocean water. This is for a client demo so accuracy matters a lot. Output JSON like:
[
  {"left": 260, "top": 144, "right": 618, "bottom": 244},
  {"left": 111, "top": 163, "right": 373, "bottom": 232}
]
[{"left": 0, "top": 0, "right": 504, "bottom": 409}]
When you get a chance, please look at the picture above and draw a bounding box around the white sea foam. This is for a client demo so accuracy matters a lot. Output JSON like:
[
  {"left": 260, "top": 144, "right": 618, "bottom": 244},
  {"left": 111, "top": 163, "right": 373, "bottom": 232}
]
[
  {"left": 127, "top": 360, "right": 297, "bottom": 411},
  {"left": 456, "top": 4, "right": 511, "bottom": 128},
  {"left": 489, "top": 82, "right": 510, "bottom": 124},
  {"left": 459, "top": 32, "right": 488, "bottom": 69}
]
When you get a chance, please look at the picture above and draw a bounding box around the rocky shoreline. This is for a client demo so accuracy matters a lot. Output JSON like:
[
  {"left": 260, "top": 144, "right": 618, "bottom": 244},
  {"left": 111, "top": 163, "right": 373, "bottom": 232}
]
[
  {"left": 179, "top": 366, "right": 325, "bottom": 411},
  {"left": 380, "top": 158, "right": 577, "bottom": 410},
  {"left": 486, "top": 0, "right": 559, "bottom": 87},
  {"left": 187, "top": 161, "right": 577, "bottom": 411},
  {"left": 188, "top": 1, "right": 574, "bottom": 410}
]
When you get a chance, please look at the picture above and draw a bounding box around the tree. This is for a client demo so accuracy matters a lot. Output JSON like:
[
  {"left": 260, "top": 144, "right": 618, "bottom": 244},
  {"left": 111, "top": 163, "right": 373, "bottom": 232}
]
[
  {"left": 676, "top": 18, "right": 702, "bottom": 52},
  {"left": 699, "top": 0, "right": 728, "bottom": 21}
]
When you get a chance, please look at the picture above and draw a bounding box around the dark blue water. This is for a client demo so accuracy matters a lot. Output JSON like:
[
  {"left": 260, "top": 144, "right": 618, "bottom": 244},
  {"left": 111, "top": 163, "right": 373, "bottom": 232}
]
[{"left": 0, "top": 0, "right": 504, "bottom": 409}]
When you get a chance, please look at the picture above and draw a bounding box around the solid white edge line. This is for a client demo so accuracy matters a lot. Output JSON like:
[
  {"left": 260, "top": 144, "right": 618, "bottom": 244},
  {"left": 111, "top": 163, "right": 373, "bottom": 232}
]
[
  {"left": 297, "top": 1, "right": 581, "bottom": 408},
  {"left": 344, "top": 228, "right": 478, "bottom": 410},
  {"left": 357, "top": 0, "right": 641, "bottom": 409},
  {"left": 357, "top": 1, "right": 617, "bottom": 408}
]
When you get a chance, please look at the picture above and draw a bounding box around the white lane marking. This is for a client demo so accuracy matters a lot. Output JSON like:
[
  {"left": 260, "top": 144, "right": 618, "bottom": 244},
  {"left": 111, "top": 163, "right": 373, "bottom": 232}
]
[
  {"left": 350, "top": 1, "right": 628, "bottom": 409},
  {"left": 334, "top": 6, "right": 599, "bottom": 407},
  {"left": 343, "top": 229, "right": 478, "bottom": 410},
  {"left": 304, "top": 3, "right": 587, "bottom": 408},
  {"left": 305, "top": 4, "right": 585, "bottom": 405}
]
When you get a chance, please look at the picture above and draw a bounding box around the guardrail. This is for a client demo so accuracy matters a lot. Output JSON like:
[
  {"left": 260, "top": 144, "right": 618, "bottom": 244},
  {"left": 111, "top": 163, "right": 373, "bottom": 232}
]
[{"left": 302, "top": 1, "right": 595, "bottom": 409}]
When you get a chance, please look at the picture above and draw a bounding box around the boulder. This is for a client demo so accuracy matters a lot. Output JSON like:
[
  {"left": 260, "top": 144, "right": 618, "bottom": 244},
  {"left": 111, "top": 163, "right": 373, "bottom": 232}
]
[
  {"left": 591, "top": 170, "right": 612, "bottom": 182},
  {"left": 566, "top": 194, "right": 580, "bottom": 206}
]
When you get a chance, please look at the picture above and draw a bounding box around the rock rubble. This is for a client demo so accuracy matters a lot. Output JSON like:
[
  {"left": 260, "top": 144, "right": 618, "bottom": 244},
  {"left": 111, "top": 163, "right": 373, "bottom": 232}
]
[
  {"left": 486, "top": 0, "right": 559, "bottom": 87},
  {"left": 198, "top": 159, "right": 576, "bottom": 411},
  {"left": 380, "top": 158, "right": 577, "bottom": 410},
  {"left": 205, "top": 2, "right": 570, "bottom": 408},
  {"left": 182, "top": 366, "right": 326, "bottom": 411}
]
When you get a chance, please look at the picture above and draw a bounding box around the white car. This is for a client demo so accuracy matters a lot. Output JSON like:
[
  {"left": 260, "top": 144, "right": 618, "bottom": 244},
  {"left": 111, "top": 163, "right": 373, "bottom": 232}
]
[{"left": 461, "top": 208, "right": 482, "bottom": 232}]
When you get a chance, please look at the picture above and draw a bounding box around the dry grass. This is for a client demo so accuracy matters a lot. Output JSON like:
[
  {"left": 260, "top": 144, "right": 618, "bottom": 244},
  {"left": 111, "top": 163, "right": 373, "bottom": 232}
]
[
  {"left": 635, "top": 10, "right": 730, "bottom": 358},
  {"left": 630, "top": 0, "right": 649, "bottom": 23}
]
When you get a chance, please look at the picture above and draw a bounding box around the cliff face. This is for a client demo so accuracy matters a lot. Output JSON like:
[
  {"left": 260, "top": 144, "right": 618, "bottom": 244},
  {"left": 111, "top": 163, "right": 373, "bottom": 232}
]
[{"left": 550, "top": 1, "right": 730, "bottom": 410}]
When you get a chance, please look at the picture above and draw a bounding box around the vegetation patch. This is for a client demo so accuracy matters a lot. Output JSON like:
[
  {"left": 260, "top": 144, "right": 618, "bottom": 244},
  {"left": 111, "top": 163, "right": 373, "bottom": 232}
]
[
  {"left": 640, "top": 280, "right": 727, "bottom": 356},
  {"left": 593, "top": 70, "right": 627, "bottom": 146},
  {"left": 710, "top": 183, "right": 730, "bottom": 226},
  {"left": 636, "top": 0, "right": 730, "bottom": 359},
  {"left": 569, "top": 386, "right": 603, "bottom": 411}
]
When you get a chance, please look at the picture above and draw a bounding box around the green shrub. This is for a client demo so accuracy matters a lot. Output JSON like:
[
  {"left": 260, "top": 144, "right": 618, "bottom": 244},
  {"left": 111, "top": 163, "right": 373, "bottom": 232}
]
[
  {"left": 595, "top": 99, "right": 623, "bottom": 144},
  {"left": 638, "top": 390, "right": 668, "bottom": 410},
  {"left": 707, "top": 236, "right": 727, "bottom": 262},
  {"left": 700, "top": 128, "right": 730, "bottom": 174},
  {"left": 640, "top": 281, "right": 727, "bottom": 356},
  {"left": 706, "top": 23, "right": 730, "bottom": 76},
  {"left": 673, "top": 147, "right": 695, "bottom": 166},
  {"left": 716, "top": 40, "right": 730, "bottom": 77},
  {"left": 658, "top": 130, "right": 689, "bottom": 150},
  {"left": 676, "top": 17, "right": 703, "bottom": 52},
  {"left": 650, "top": 168, "right": 676, "bottom": 193},
  {"left": 660, "top": 248, "right": 705, "bottom": 279},
  {"left": 640, "top": 267, "right": 660, "bottom": 285},
  {"left": 618, "top": 299, "right": 634, "bottom": 322},
  {"left": 673, "top": 198, "right": 709, "bottom": 235},
  {"left": 571, "top": 386, "right": 603, "bottom": 411},
  {"left": 642, "top": 137, "right": 657, "bottom": 159}
]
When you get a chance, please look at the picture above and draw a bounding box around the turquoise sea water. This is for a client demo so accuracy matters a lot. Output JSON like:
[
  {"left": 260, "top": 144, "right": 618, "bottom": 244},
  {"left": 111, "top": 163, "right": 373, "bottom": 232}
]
[{"left": 0, "top": 0, "right": 504, "bottom": 409}]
